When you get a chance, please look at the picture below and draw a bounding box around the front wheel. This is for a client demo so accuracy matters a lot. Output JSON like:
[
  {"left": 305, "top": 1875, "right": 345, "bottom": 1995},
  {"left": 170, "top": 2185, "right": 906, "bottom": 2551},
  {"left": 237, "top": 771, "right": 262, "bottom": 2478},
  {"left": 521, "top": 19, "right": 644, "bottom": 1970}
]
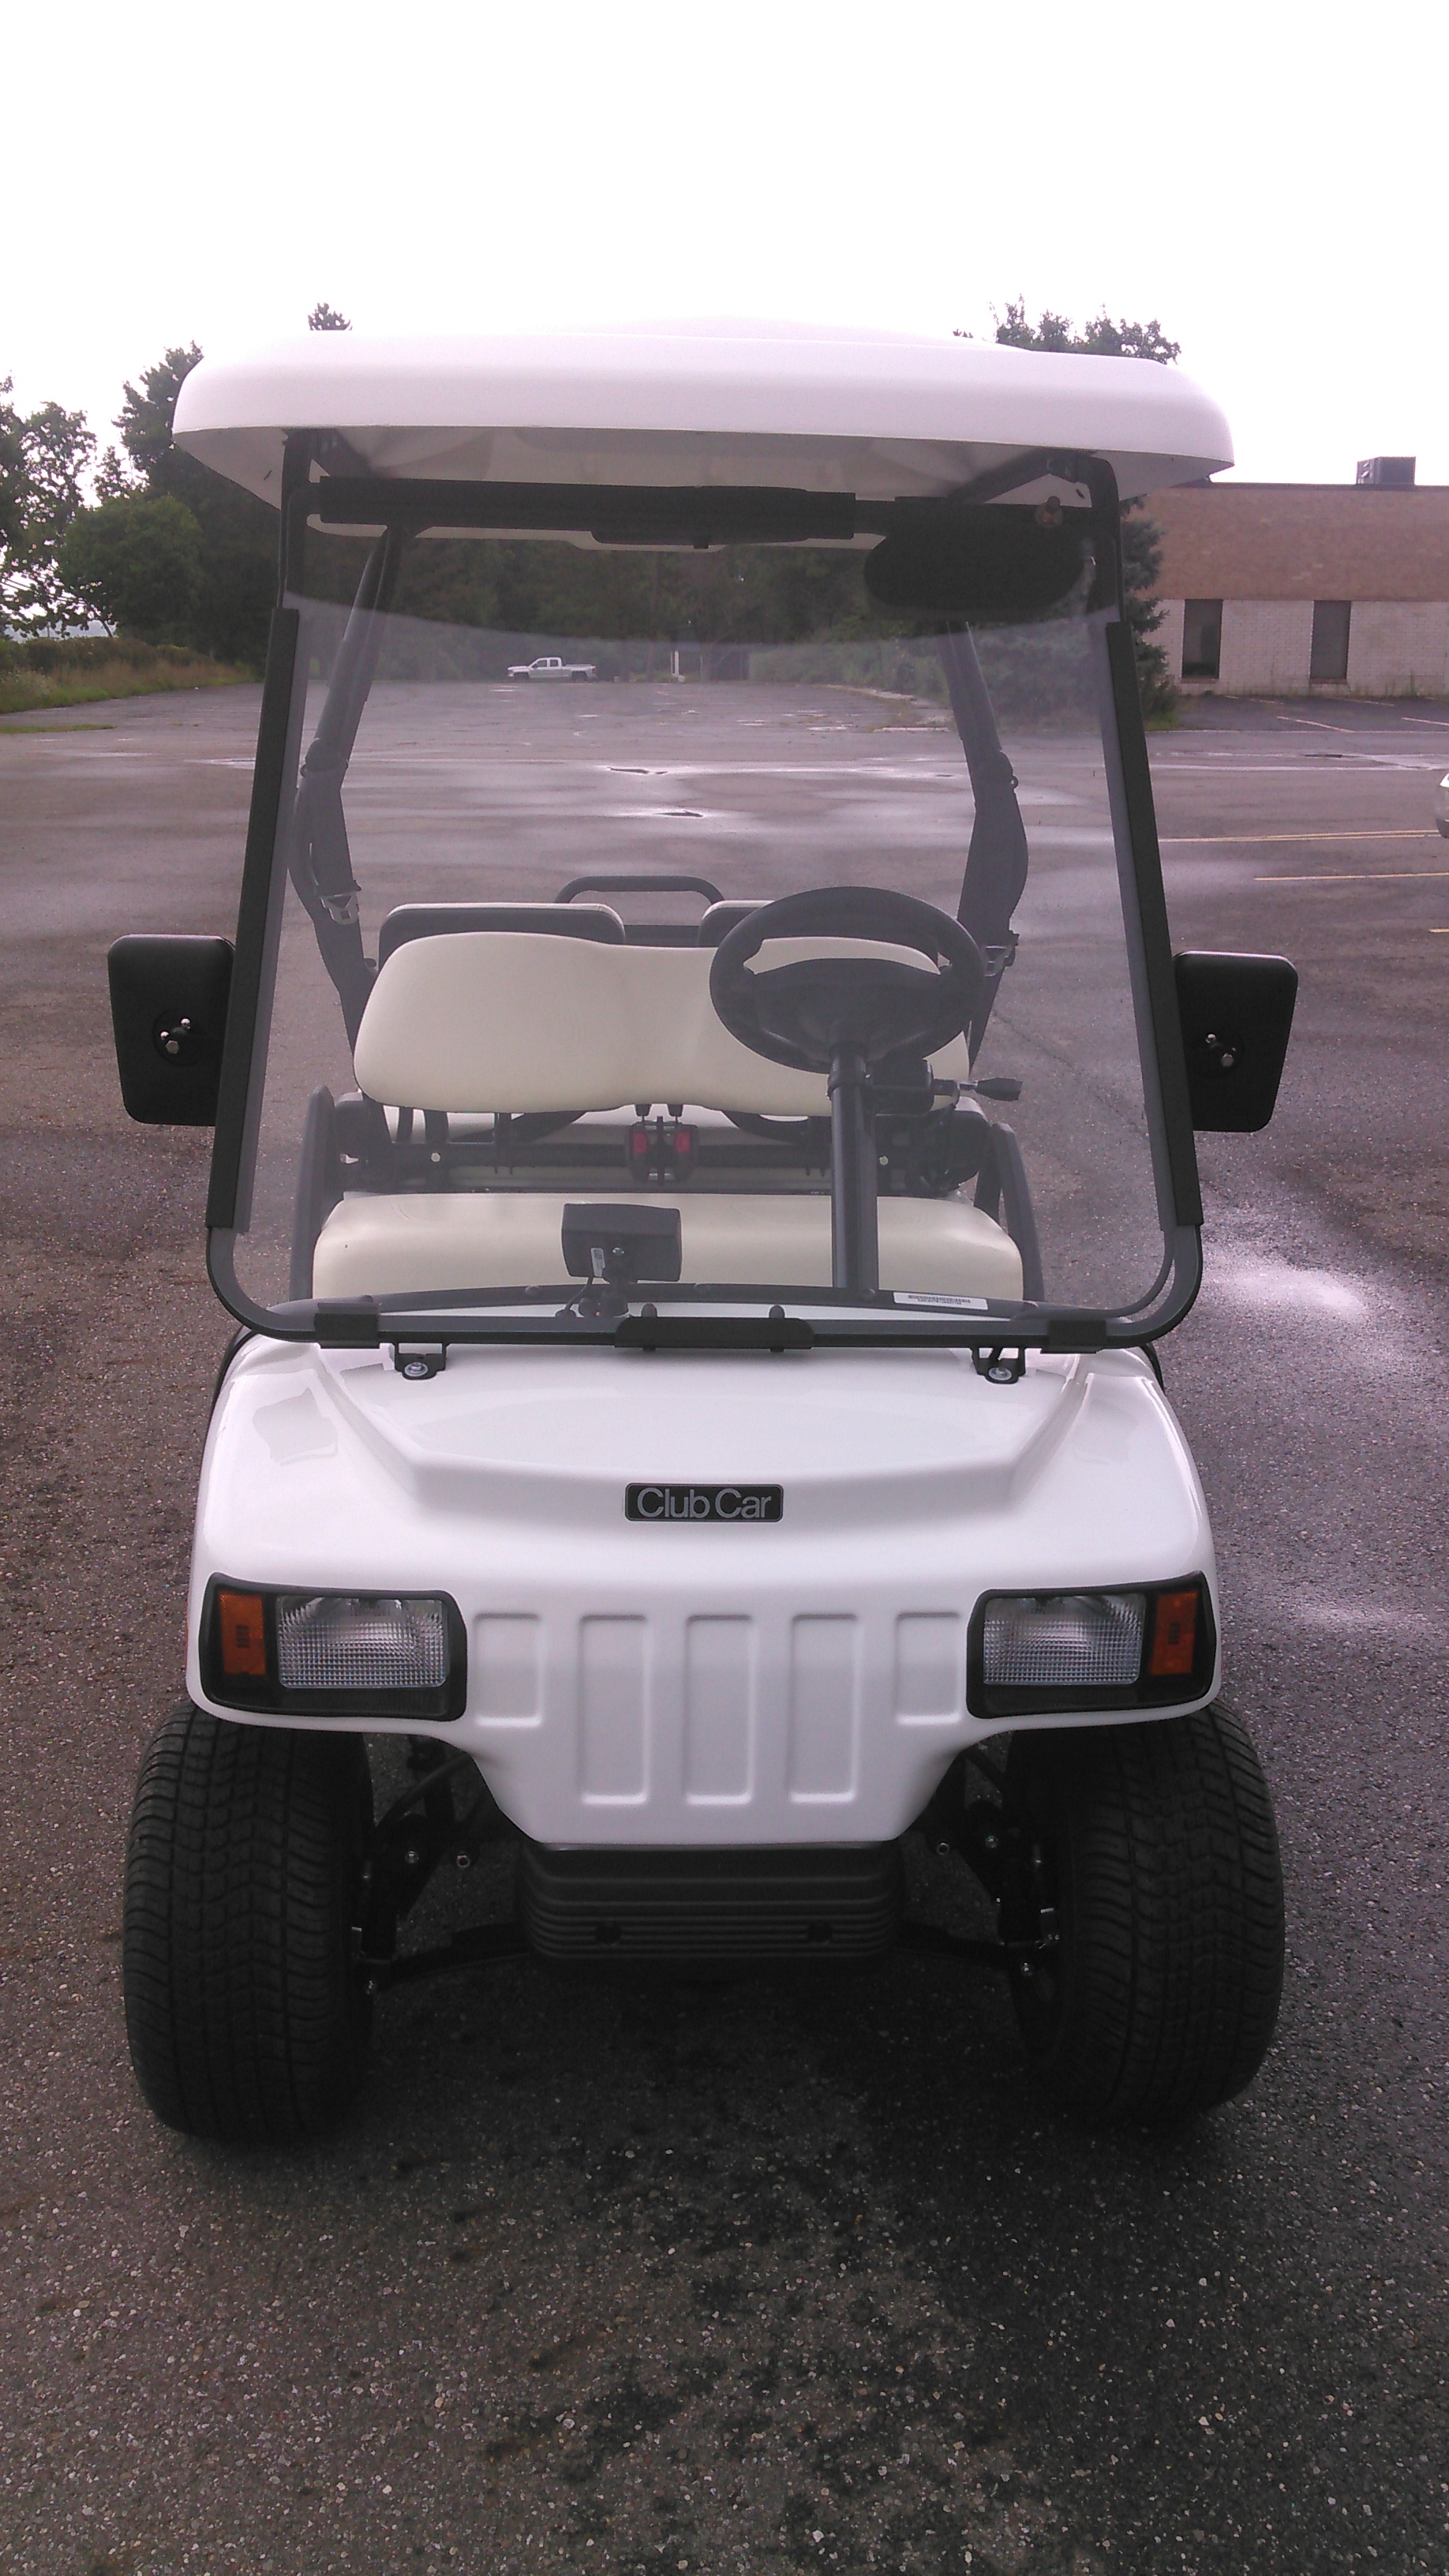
[
  {"left": 1005, "top": 1703, "right": 1284, "bottom": 2127},
  {"left": 122, "top": 1706, "right": 374, "bottom": 2145}
]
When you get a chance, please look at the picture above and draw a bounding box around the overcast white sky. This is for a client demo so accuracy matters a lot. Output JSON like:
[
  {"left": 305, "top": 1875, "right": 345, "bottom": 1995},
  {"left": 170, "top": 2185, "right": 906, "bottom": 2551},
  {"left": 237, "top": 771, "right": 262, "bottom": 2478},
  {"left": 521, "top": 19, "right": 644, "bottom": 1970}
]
[{"left": 8, "top": 0, "right": 1446, "bottom": 489}]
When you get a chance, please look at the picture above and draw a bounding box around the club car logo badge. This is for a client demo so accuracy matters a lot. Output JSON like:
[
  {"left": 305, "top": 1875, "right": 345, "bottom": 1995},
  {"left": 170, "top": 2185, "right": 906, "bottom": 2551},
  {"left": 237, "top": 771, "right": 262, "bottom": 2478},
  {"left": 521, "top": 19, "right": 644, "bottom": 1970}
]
[{"left": 626, "top": 1483, "right": 783, "bottom": 1524}]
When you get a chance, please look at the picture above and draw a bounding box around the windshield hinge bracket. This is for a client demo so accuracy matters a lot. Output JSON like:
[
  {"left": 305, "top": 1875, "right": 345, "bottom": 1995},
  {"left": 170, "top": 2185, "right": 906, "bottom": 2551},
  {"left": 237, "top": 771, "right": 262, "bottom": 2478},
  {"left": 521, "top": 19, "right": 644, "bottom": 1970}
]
[
  {"left": 1042, "top": 1315, "right": 1108, "bottom": 1354},
  {"left": 972, "top": 1344, "right": 1026, "bottom": 1385},
  {"left": 313, "top": 1297, "right": 380, "bottom": 1349},
  {"left": 392, "top": 1342, "right": 447, "bottom": 1381}
]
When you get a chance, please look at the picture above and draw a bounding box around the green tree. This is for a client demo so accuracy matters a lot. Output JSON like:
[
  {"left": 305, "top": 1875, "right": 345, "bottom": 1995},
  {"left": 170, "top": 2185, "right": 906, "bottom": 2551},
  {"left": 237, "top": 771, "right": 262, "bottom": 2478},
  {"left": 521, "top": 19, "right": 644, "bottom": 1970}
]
[
  {"left": 986, "top": 301, "right": 1180, "bottom": 715},
  {"left": 0, "top": 378, "right": 95, "bottom": 632},
  {"left": 113, "top": 342, "right": 275, "bottom": 665},
  {"left": 0, "top": 384, "right": 28, "bottom": 564},
  {"left": 94, "top": 447, "right": 137, "bottom": 502},
  {"left": 60, "top": 493, "right": 204, "bottom": 642},
  {"left": 115, "top": 344, "right": 204, "bottom": 481},
  {"left": 307, "top": 302, "right": 351, "bottom": 331},
  {"left": 993, "top": 299, "right": 1180, "bottom": 365}
]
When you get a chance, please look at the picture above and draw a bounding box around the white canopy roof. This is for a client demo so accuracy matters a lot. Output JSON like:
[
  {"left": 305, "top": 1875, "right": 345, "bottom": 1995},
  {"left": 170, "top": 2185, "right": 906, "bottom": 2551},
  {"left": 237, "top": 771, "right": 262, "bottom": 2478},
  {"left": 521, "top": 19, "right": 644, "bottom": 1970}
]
[{"left": 172, "top": 320, "right": 1232, "bottom": 507}]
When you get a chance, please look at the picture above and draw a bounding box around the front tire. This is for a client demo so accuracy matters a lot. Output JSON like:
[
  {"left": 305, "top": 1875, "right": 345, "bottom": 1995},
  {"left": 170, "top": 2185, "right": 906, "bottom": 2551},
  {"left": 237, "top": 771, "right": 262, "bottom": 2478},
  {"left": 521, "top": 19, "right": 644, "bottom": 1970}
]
[
  {"left": 122, "top": 1706, "right": 373, "bottom": 2145},
  {"left": 1005, "top": 1703, "right": 1284, "bottom": 2126}
]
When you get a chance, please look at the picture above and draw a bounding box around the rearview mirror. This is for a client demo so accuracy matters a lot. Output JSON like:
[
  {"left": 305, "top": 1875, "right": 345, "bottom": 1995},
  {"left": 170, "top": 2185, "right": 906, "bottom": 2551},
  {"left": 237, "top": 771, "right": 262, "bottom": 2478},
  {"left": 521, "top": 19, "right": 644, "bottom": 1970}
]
[
  {"left": 1174, "top": 952, "right": 1297, "bottom": 1133},
  {"left": 108, "top": 934, "right": 234, "bottom": 1125},
  {"left": 865, "top": 504, "right": 1087, "bottom": 622}
]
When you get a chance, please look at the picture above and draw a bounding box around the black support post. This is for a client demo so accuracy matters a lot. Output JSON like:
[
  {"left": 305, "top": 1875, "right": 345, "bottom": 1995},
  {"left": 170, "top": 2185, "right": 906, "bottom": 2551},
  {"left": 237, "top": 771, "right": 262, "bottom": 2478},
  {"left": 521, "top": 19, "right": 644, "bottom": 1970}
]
[{"left": 829, "top": 1045, "right": 879, "bottom": 1298}]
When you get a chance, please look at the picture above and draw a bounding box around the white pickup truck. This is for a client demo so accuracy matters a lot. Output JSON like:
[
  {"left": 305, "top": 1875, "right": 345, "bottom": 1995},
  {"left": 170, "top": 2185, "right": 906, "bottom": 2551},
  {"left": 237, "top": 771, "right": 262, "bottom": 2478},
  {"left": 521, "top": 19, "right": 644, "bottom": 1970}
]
[{"left": 506, "top": 653, "right": 597, "bottom": 681}]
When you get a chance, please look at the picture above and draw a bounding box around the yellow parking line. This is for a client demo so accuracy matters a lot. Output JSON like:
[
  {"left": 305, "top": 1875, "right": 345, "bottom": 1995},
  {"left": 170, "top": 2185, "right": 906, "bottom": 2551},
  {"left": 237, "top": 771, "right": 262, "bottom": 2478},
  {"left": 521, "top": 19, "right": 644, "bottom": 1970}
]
[
  {"left": 1163, "top": 830, "right": 1431, "bottom": 844},
  {"left": 1253, "top": 868, "right": 1449, "bottom": 884}
]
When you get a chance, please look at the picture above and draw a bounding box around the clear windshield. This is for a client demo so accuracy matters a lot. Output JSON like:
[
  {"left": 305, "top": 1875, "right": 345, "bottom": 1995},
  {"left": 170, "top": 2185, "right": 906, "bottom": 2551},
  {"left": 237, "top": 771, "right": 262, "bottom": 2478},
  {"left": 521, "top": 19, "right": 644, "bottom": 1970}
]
[{"left": 223, "top": 522, "right": 1185, "bottom": 1339}]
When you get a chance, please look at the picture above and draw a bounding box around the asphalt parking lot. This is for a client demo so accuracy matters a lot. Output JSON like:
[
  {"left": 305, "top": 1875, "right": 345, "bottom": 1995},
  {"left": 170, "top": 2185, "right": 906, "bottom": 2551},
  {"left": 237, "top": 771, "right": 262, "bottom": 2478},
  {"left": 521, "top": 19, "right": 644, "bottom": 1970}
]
[{"left": 1, "top": 681, "right": 1447, "bottom": 2576}]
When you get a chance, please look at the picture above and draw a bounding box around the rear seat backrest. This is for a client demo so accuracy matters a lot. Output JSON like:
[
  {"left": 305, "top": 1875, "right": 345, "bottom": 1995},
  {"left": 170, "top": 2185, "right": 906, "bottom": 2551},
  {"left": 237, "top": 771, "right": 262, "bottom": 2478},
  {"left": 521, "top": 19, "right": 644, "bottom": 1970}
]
[
  {"left": 696, "top": 900, "right": 764, "bottom": 946},
  {"left": 376, "top": 901, "right": 624, "bottom": 965},
  {"left": 354, "top": 932, "right": 825, "bottom": 1114},
  {"left": 352, "top": 930, "right": 975, "bottom": 1117}
]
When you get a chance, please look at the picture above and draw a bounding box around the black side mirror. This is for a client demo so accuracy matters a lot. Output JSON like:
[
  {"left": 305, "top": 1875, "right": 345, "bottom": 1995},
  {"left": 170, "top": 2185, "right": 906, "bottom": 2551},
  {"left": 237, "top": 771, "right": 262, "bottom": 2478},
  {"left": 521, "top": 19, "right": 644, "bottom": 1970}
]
[
  {"left": 108, "top": 934, "right": 233, "bottom": 1125},
  {"left": 1174, "top": 952, "right": 1297, "bottom": 1133}
]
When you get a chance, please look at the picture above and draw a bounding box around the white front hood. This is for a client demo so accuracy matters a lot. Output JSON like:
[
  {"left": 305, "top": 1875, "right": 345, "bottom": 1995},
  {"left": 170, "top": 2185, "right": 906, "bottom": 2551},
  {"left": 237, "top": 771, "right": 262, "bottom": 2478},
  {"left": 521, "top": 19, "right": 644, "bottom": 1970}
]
[{"left": 189, "top": 1339, "right": 1217, "bottom": 1845}]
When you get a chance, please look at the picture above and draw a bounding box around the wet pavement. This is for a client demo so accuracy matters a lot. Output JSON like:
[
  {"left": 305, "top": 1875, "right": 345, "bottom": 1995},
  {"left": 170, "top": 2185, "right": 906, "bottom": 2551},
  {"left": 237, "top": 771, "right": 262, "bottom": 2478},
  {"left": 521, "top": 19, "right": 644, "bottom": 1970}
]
[{"left": 1, "top": 686, "right": 1447, "bottom": 2576}]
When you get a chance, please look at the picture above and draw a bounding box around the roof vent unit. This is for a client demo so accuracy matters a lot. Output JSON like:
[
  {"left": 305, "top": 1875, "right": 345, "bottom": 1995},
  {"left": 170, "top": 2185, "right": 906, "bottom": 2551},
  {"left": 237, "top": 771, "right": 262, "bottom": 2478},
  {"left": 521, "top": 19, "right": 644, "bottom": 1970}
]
[{"left": 1355, "top": 455, "right": 1415, "bottom": 488}]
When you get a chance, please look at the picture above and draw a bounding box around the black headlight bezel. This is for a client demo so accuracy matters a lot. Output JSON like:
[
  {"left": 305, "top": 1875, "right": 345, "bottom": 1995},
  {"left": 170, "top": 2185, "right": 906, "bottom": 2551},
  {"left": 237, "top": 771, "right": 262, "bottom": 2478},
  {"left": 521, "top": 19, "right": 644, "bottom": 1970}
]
[
  {"left": 199, "top": 1578, "right": 467, "bottom": 1720},
  {"left": 967, "top": 1574, "right": 1216, "bottom": 1720}
]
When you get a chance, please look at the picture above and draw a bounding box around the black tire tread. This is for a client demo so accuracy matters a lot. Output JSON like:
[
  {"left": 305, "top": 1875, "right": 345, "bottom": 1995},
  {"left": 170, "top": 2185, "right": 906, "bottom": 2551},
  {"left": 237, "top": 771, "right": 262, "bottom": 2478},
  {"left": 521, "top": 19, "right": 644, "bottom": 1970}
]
[
  {"left": 122, "top": 1705, "right": 372, "bottom": 2145},
  {"left": 1008, "top": 1702, "right": 1284, "bottom": 2127}
]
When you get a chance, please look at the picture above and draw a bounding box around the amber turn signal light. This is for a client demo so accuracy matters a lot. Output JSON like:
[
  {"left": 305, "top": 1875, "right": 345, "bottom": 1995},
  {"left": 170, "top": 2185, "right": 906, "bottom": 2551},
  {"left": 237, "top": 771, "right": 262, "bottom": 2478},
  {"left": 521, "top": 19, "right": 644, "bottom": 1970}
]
[
  {"left": 1148, "top": 1587, "right": 1199, "bottom": 1679},
  {"left": 216, "top": 1589, "right": 268, "bottom": 1679}
]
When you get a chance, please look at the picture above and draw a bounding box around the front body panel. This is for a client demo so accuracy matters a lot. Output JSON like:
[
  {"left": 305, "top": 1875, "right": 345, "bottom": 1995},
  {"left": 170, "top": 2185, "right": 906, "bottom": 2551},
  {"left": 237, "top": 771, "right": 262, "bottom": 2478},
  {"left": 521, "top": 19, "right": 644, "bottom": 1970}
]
[{"left": 187, "top": 1339, "right": 1219, "bottom": 1846}]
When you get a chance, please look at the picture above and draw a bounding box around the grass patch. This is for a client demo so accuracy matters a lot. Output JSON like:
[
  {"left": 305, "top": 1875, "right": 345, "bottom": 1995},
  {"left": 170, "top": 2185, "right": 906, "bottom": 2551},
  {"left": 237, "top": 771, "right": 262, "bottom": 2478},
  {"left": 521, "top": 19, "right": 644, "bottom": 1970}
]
[{"left": 0, "top": 635, "right": 252, "bottom": 717}]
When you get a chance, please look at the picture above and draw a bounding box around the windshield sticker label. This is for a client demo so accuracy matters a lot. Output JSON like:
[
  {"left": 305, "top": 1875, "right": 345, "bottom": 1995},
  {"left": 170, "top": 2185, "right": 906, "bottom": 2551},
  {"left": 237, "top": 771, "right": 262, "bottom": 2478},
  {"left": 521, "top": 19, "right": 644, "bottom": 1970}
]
[
  {"left": 892, "top": 1292, "right": 990, "bottom": 1311},
  {"left": 626, "top": 1484, "right": 783, "bottom": 1524}
]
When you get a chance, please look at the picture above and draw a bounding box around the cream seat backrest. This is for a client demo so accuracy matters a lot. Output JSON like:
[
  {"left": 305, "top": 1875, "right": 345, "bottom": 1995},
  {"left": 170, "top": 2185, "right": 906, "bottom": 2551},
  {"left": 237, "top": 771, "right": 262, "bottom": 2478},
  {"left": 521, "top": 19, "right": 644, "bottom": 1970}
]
[{"left": 353, "top": 930, "right": 972, "bottom": 1117}]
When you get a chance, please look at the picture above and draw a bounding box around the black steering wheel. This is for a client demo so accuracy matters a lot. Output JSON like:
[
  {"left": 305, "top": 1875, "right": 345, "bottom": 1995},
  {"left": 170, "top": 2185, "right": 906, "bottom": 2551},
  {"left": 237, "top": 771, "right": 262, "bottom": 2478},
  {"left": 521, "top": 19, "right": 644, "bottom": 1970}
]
[{"left": 709, "top": 886, "right": 984, "bottom": 1076}]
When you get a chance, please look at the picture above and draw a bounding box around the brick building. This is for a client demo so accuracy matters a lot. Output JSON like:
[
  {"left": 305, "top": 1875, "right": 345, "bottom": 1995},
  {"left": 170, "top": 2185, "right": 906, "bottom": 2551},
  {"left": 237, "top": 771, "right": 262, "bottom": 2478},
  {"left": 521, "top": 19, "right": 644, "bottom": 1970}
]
[{"left": 1149, "top": 468, "right": 1449, "bottom": 696}]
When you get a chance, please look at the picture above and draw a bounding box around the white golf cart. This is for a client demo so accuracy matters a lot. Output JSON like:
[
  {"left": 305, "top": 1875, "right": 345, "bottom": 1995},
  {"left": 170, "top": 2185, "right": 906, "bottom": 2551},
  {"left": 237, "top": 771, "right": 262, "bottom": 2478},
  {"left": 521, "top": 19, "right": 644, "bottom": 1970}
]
[{"left": 110, "top": 324, "right": 1297, "bottom": 2145}]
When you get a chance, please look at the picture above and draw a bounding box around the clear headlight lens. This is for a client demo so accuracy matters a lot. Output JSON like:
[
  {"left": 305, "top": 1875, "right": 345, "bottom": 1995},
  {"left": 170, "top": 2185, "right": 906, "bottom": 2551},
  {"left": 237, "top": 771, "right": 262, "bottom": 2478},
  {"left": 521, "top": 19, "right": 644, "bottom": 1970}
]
[
  {"left": 276, "top": 1593, "right": 448, "bottom": 1694},
  {"left": 982, "top": 1591, "right": 1146, "bottom": 1690}
]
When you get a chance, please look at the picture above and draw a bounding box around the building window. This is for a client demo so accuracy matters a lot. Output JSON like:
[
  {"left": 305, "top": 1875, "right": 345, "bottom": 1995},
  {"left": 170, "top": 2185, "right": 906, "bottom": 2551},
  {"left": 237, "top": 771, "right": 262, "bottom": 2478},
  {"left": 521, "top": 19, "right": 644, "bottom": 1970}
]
[
  {"left": 1310, "top": 600, "right": 1352, "bottom": 683},
  {"left": 1181, "top": 599, "right": 1222, "bottom": 680}
]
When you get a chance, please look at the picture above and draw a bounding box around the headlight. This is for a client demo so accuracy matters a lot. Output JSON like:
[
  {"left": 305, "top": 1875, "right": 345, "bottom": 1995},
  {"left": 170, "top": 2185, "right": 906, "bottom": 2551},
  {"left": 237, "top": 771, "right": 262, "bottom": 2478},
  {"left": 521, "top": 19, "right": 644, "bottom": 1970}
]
[
  {"left": 969, "top": 1578, "right": 1213, "bottom": 1717},
  {"left": 983, "top": 1591, "right": 1144, "bottom": 1690},
  {"left": 277, "top": 1594, "right": 448, "bottom": 1694},
  {"left": 202, "top": 1580, "right": 465, "bottom": 1720}
]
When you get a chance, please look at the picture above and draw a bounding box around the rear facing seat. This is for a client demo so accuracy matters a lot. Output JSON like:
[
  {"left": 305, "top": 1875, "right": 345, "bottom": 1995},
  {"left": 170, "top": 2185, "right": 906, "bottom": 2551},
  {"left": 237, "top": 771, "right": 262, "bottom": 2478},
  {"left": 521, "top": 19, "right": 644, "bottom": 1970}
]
[{"left": 376, "top": 900, "right": 625, "bottom": 963}]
